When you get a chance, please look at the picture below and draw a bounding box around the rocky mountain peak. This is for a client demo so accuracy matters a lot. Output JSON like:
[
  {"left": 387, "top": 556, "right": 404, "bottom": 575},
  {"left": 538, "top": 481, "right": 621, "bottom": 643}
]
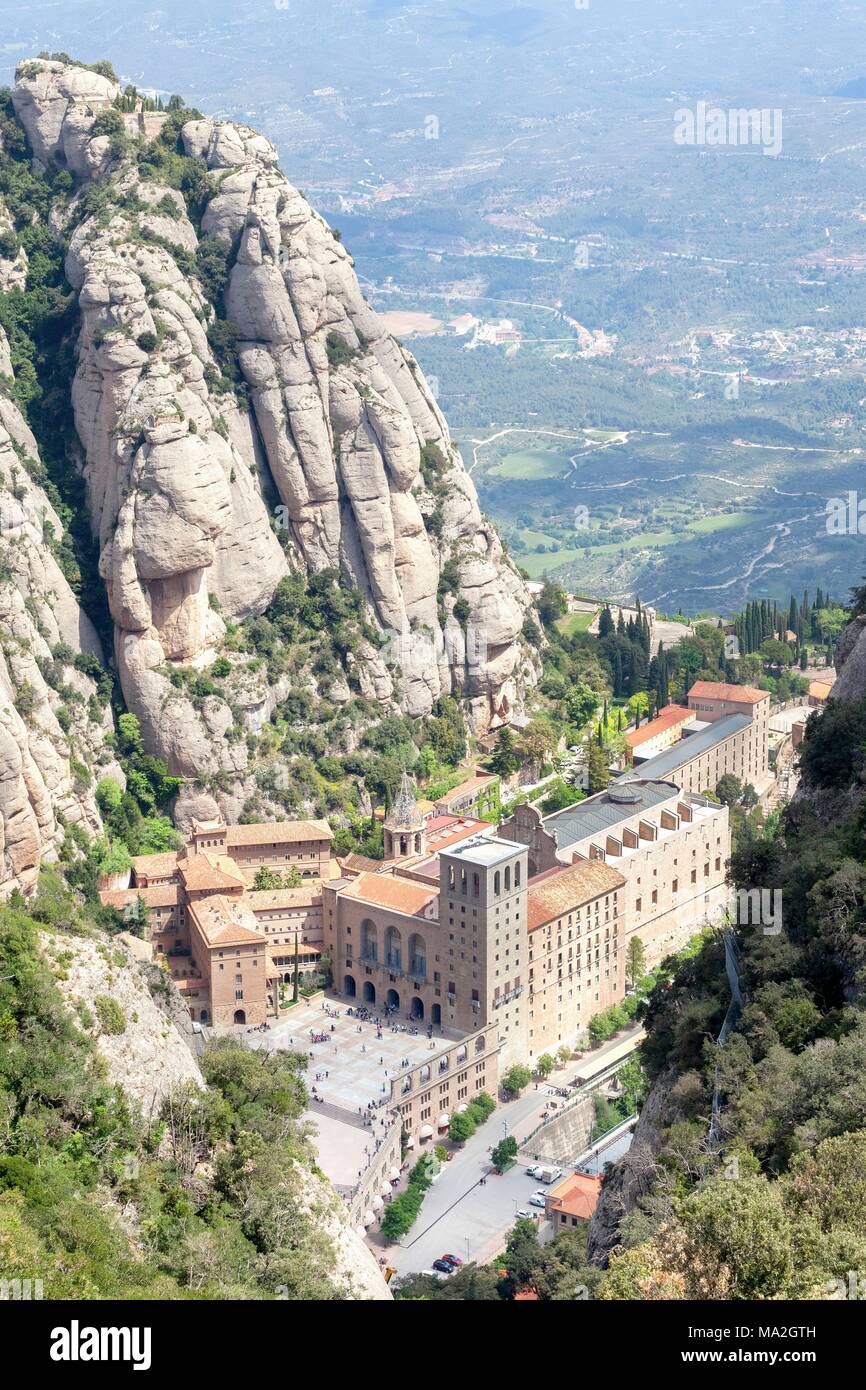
[{"left": 0, "top": 56, "right": 539, "bottom": 875}]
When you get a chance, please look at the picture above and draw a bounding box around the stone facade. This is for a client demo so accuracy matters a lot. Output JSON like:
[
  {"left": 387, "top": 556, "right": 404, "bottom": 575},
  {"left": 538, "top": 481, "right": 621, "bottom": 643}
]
[
  {"left": 325, "top": 823, "right": 639, "bottom": 1068},
  {"left": 621, "top": 683, "right": 771, "bottom": 797},
  {"left": 99, "top": 814, "right": 333, "bottom": 1025},
  {"left": 500, "top": 780, "right": 731, "bottom": 971},
  {"left": 391, "top": 1024, "right": 501, "bottom": 1140},
  {"left": 526, "top": 860, "right": 626, "bottom": 1054}
]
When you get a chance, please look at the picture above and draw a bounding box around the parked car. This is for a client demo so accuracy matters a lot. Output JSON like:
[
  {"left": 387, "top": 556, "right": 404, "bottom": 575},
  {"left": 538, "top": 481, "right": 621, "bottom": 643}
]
[
  {"left": 525, "top": 1164, "right": 543, "bottom": 1178},
  {"left": 515, "top": 1209, "right": 533, "bottom": 1220},
  {"left": 432, "top": 1259, "right": 454, "bottom": 1274},
  {"left": 529, "top": 1192, "right": 547, "bottom": 1208},
  {"left": 441, "top": 1254, "right": 463, "bottom": 1268},
  {"left": 421, "top": 1269, "right": 450, "bottom": 1281}
]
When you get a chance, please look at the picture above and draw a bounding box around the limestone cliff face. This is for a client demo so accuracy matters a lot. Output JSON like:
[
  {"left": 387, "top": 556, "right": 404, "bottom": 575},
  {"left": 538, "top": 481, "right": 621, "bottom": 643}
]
[
  {"left": 64, "top": 168, "right": 288, "bottom": 780},
  {"left": 0, "top": 322, "right": 109, "bottom": 896},
  {"left": 45, "top": 928, "right": 205, "bottom": 1118},
  {"left": 3, "top": 58, "right": 537, "bottom": 790},
  {"left": 586, "top": 1069, "right": 673, "bottom": 1267},
  {"left": 187, "top": 114, "right": 534, "bottom": 731}
]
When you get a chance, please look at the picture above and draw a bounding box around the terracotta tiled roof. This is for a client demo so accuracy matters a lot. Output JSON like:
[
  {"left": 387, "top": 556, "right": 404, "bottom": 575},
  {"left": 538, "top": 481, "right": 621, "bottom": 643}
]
[
  {"left": 687, "top": 680, "right": 769, "bottom": 705},
  {"left": 625, "top": 704, "right": 692, "bottom": 749},
  {"left": 808, "top": 680, "right": 834, "bottom": 700},
  {"left": 267, "top": 942, "right": 321, "bottom": 961},
  {"left": 174, "top": 977, "right": 206, "bottom": 993},
  {"left": 188, "top": 894, "right": 264, "bottom": 947},
  {"left": 547, "top": 1171, "right": 603, "bottom": 1220},
  {"left": 226, "top": 819, "right": 332, "bottom": 846},
  {"left": 131, "top": 850, "right": 181, "bottom": 881},
  {"left": 338, "top": 853, "right": 389, "bottom": 875},
  {"left": 527, "top": 859, "right": 625, "bottom": 931},
  {"left": 100, "top": 885, "right": 182, "bottom": 910},
  {"left": 340, "top": 872, "right": 438, "bottom": 917},
  {"left": 178, "top": 854, "right": 245, "bottom": 893},
  {"left": 247, "top": 886, "right": 322, "bottom": 911},
  {"left": 426, "top": 816, "right": 493, "bottom": 851}
]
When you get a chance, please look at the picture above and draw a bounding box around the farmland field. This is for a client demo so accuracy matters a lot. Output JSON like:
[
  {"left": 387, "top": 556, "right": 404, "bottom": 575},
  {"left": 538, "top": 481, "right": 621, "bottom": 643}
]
[
  {"left": 489, "top": 450, "right": 573, "bottom": 481},
  {"left": 467, "top": 426, "right": 862, "bottom": 614}
]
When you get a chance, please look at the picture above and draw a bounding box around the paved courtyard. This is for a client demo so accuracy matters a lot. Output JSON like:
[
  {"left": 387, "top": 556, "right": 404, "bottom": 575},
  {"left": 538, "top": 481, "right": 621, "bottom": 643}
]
[
  {"left": 302, "top": 1109, "right": 371, "bottom": 1188},
  {"left": 252, "top": 997, "right": 455, "bottom": 1113}
]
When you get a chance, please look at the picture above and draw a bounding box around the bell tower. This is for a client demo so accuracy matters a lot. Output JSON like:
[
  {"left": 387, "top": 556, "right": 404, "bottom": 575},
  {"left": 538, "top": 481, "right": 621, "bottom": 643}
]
[{"left": 384, "top": 770, "right": 427, "bottom": 861}]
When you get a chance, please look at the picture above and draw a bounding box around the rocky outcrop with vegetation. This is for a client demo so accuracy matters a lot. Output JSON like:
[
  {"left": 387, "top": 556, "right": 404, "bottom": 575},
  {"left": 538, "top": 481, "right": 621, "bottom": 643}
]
[
  {"left": 0, "top": 878, "right": 390, "bottom": 1299},
  {"left": 0, "top": 55, "right": 539, "bottom": 870},
  {"left": 0, "top": 319, "right": 113, "bottom": 895}
]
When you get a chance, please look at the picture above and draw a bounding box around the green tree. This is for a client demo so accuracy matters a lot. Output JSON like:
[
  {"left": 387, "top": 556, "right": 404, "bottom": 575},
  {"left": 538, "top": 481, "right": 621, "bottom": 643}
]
[
  {"left": 501, "top": 1065, "right": 532, "bottom": 1096},
  {"left": 625, "top": 936, "right": 647, "bottom": 990},
  {"left": 586, "top": 742, "right": 610, "bottom": 795},
  {"left": 448, "top": 1111, "right": 476, "bottom": 1144},
  {"left": 491, "top": 1136, "right": 518, "bottom": 1172},
  {"left": 490, "top": 728, "right": 521, "bottom": 778}
]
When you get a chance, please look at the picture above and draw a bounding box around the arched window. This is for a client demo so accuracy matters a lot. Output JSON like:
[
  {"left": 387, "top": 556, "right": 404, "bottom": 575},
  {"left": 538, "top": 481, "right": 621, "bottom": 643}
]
[
  {"left": 384, "top": 926, "right": 402, "bottom": 971},
  {"left": 448, "top": 865, "right": 455, "bottom": 890},
  {"left": 515, "top": 861, "right": 521, "bottom": 887},
  {"left": 504, "top": 866, "right": 511, "bottom": 891},
  {"left": 408, "top": 933, "right": 427, "bottom": 979},
  {"left": 460, "top": 868, "right": 467, "bottom": 894},
  {"left": 361, "top": 919, "right": 378, "bottom": 962},
  {"left": 472, "top": 872, "right": 480, "bottom": 897},
  {"left": 494, "top": 871, "right": 500, "bottom": 895}
]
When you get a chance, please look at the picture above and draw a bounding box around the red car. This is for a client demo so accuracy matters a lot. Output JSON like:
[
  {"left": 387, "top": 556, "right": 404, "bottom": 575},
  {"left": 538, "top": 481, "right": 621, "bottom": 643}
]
[{"left": 441, "top": 1254, "right": 463, "bottom": 1268}]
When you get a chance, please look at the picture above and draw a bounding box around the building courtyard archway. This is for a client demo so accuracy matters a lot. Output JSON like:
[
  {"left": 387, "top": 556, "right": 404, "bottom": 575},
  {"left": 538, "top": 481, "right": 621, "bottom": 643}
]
[
  {"left": 343, "top": 974, "right": 357, "bottom": 998},
  {"left": 363, "top": 981, "right": 376, "bottom": 1004}
]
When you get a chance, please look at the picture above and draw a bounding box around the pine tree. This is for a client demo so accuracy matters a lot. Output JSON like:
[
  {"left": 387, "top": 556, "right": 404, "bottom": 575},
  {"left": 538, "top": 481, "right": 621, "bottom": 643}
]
[
  {"left": 658, "top": 644, "right": 669, "bottom": 706},
  {"left": 628, "top": 646, "right": 649, "bottom": 695},
  {"left": 613, "top": 646, "right": 624, "bottom": 697}
]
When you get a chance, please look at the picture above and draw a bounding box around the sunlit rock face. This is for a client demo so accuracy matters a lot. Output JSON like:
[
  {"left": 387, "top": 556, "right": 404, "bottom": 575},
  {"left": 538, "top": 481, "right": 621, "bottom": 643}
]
[{"left": 5, "top": 59, "right": 538, "bottom": 795}]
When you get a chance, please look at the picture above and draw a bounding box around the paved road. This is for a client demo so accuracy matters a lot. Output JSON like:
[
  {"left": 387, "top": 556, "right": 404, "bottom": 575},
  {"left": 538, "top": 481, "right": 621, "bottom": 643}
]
[
  {"left": 388, "top": 1089, "right": 553, "bottom": 1276},
  {"left": 386, "top": 1027, "right": 642, "bottom": 1277}
]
